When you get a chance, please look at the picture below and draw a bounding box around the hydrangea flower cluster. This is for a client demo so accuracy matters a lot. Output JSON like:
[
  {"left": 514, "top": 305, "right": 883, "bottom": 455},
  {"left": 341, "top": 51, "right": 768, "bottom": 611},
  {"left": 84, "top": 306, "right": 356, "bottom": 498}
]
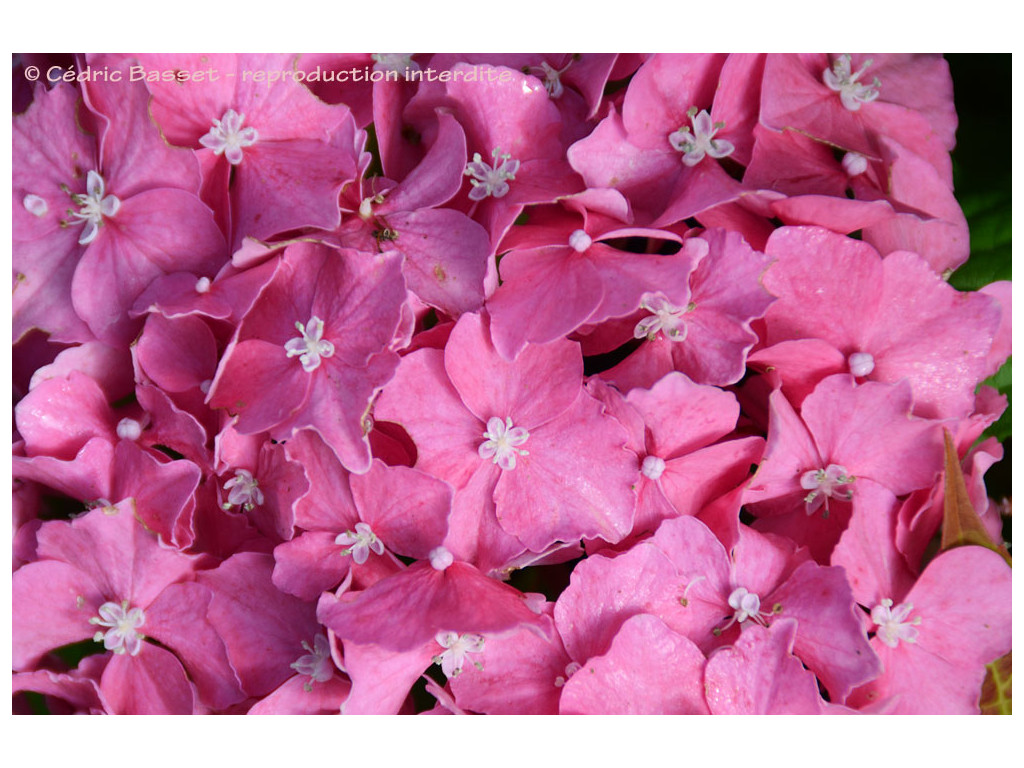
[{"left": 13, "top": 52, "right": 1011, "bottom": 715}]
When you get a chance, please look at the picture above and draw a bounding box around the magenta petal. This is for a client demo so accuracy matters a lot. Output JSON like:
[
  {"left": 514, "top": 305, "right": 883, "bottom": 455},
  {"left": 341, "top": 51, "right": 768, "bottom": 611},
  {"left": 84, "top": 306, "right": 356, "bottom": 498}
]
[
  {"left": 387, "top": 208, "right": 490, "bottom": 316},
  {"left": 318, "top": 561, "right": 546, "bottom": 652},
  {"left": 13, "top": 560, "right": 104, "bottom": 669},
  {"left": 380, "top": 111, "right": 468, "bottom": 212},
  {"left": 135, "top": 313, "right": 218, "bottom": 393},
  {"left": 248, "top": 673, "right": 350, "bottom": 715},
  {"left": 100, "top": 645, "right": 197, "bottom": 715},
  {"left": 560, "top": 614, "right": 710, "bottom": 714},
  {"left": 494, "top": 393, "right": 636, "bottom": 550},
  {"left": 446, "top": 312, "right": 583, "bottom": 429},
  {"left": 352, "top": 461, "right": 451, "bottom": 560},
  {"left": 449, "top": 613, "right": 569, "bottom": 714},
  {"left": 144, "top": 582, "right": 246, "bottom": 711},
  {"left": 704, "top": 619, "right": 829, "bottom": 714},
  {"left": 198, "top": 552, "right": 323, "bottom": 698},
  {"left": 340, "top": 639, "right": 437, "bottom": 715},
  {"left": 273, "top": 531, "right": 352, "bottom": 601},
  {"left": 16, "top": 371, "right": 115, "bottom": 459}
]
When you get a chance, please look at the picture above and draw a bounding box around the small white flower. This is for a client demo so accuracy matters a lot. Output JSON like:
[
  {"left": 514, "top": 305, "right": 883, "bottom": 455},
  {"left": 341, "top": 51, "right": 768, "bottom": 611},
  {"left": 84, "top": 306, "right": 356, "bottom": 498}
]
[
  {"left": 89, "top": 600, "right": 146, "bottom": 656},
  {"left": 290, "top": 634, "right": 336, "bottom": 691},
  {"left": 223, "top": 469, "right": 264, "bottom": 511},
  {"left": 199, "top": 109, "right": 258, "bottom": 165},
  {"left": 284, "top": 316, "right": 335, "bottom": 372},
  {"left": 633, "top": 293, "right": 693, "bottom": 342},
  {"left": 433, "top": 631, "right": 485, "bottom": 679},
  {"left": 69, "top": 170, "right": 120, "bottom": 245},
  {"left": 668, "top": 108, "right": 735, "bottom": 167},
  {"left": 478, "top": 416, "right": 530, "bottom": 470},
  {"left": 800, "top": 464, "right": 855, "bottom": 515},
  {"left": 823, "top": 55, "right": 881, "bottom": 111},
  {"left": 871, "top": 598, "right": 921, "bottom": 648},
  {"left": 464, "top": 147, "right": 520, "bottom": 201},
  {"left": 335, "top": 522, "right": 385, "bottom": 565}
]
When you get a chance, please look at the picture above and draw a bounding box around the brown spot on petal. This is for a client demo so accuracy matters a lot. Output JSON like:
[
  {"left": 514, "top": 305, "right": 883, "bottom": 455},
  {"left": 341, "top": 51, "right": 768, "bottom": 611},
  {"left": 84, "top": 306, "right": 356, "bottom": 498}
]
[{"left": 434, "top": 264, "right": 447, "bottom": 283}]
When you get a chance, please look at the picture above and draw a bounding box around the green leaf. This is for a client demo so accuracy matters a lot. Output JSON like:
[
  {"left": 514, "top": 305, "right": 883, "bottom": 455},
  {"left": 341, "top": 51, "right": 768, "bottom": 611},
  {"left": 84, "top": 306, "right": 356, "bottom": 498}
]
[{"left": 980, "top": 652, "right": 1012, "bottom": 715}]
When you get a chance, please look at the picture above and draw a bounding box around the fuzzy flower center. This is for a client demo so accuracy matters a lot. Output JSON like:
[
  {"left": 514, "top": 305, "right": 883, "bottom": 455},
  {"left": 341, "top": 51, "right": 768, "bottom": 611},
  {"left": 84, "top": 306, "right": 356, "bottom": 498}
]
[
  {"left": 433, "top": 631, "right": 485, "bottom": 679},
  {"left": 668, "top": 107, "right": 735, "bottom": 167},
  {"left": 823, "top": 55, "right": 881, "bottom": 111},
  {"left": 199, "top": 109, "right": 258, "bottom": 165},
  {"left": 871, "top": 598, "right": 922, "bottom": 648},
  {"left": 847, "top": 351, "right": 876, "bottom": 377},
  {"left": 335, "top": 522, "right": 385, "bottom": 565},
  {"left": 70, "top": 170, "right": 121, "bottom": 246},
  {"left": 89, "top": 600, "right": 146, "bottom": 656},
  {"left": 800, "top": 464, "right": 855, "bottom": 515},
  {"left": 290, "top": 634, "right": 335, "bottom": 691},
  {"left": 634, "top": 293, "right": 693, "bottom": 342},
  {"left": 223, "top": 468, "right": 264, "bottom": 511},
  {"left": 641, "top": 455, "right": 667, "bottom": 480},
  {"left": 464, "top": 147, "right": 520, "bottom": 201},
  {"left": 478, "top": 416, "right": 531, "bottom": 470},
  {"left": 284, "top": 316, "right": 335, "bottom": 372}
]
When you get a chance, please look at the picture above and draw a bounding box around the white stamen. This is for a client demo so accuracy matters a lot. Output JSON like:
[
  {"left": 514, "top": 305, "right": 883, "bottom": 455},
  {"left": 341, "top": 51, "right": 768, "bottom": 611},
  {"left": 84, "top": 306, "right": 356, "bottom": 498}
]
[
  {"left": 871, "top": 598, "right": 921, "bottom": 648},
  {"left": 478, "top": 416, "right": 530, "bottom": 470},
  {"left": 69, "top": 170, "right": 120, "bottom": 245},
  {"left": 530, "top": 60, "right": 571, "bottom": 99},
  {"left": 641, "top": 455, "right": 667, "bottom": 480},
  {"left": 800, "top": 464, "right": 855, "bottom": 515},
  {"left": 633, "top": 293, "right": 692, "bottom": 342},
  {"left": 429, "top": 546, "right": 454, "bottom": 571},
  {"left": 199, "top": 109, "right": 258, "bottom": 165},
  {"left": 222, "top": 468, "right": 264, "bottom": 511},
  {"left": 335, "top": 521, "right": 385, "bottom": 565},
  {"left": 718, "top": 587, "right": 773, "bottom": 632},
  {"left": 284, "top": 316, "right": 335, "bottom": 372},
  {"left": 823, "top": 55, "right": 881, "bottom": 111},
  {"left": 89, "top": 600, "right": 146, "bottom": 656},
  {"left": 432, "top": 631, "right": 485, "bottom": 679},
  {"left": 195, "top": 276, "right": 212, "bottom": 294},
  {"left": 848, "top": 351, "right": 875, "bottom": 377},
  {"left": 842, "top": 152, "right": 869, "bottom": 177},
  {"left": 554, "top": 661, "right": 582, "bottom": 688},
  {"left": 568, "top": 229, "right": 592, "bottom": 253},
  {"left": 371, "top": 53, "right": 420, "bottom": 79},
  {"left": 464, "top": 147, "right": 520, "bottom": 201},
  {"left": 23, "top": 194, "right": 48, "bottom": 217},
  {"left": 116, "top": 418, "right": 143, "bottom": 441},
  {"left": 668, "top": 107, "right": 735, "bottom": 167},
  {"left": 290, "top": 634, "right": 335, "bottom": 691}
]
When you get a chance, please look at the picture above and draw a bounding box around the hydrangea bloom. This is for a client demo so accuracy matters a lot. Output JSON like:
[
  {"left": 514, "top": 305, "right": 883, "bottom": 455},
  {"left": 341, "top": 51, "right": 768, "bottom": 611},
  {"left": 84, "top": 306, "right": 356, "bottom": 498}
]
[{"left": 12, "top": 51, "right": 1010, "bottom": 718}]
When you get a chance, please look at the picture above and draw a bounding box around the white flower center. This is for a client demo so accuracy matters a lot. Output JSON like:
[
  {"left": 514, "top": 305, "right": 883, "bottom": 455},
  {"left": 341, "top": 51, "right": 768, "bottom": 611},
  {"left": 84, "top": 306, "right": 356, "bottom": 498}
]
[
  {"left": 641, "top": 455, "right": 667, "bottom": 480},
  {"left": 847, "top": 351, "right": 875, "bottom": 377},
  {"left": 715, "top": 587, "right": 775, "bottom": 634},
  {"left": 823, "top": 55, "right": 881, "bottom": 111},
  {"left": 89, "top": 600, "right": 146, "bottom": 656},
  {"left": 23, "top": 193, "right": 48, "bottom": 217},
  {"left": 464, "top": 147, "right": 520, "bottom": 201},
  {"left": 223, "top": 468, "right": 264, "bottom": 512},
  {"left": 800, "top": 464, "right": 855, "bottom": 516},
  {"left": 371, "top": 53, "right": 420, "bottom": 78},
  {"left": 668, "top": 107, "right": 735, "bottom": 167},
  {"left": 195, "top": 277, "right": 212, "bottom": 294},
  {"left": 70, "top": 170, "right": 120, "bottom": 245},
  {"left": 633, "top": 293, "right": 693, "bottom": 342},
  {"left": 116, "top": 418, "right": 143, "bottom": 441},
  {"left": 432, "top": 631, "right": 485, "bottom": 679},
  {"left": 842, "top": 152, "right": 869, "bottom": 177},
  {"left": 199, "top": 109, "right": 258, "bottom": 165},
  {"left": 568, "top": 229, "right": 592, "bottom": 253},
  {"left": 478, "top": 416, "right": 530, "bottom": 470},
  {"left": 335, "top": 521, "right": 385, "bottom": 565},
  {"left": 429, "top": 546, "right": 454, "bottom": 571},
  {"left": 530, "top": 60, "right": 571, "bottom": 99},
  {"left": 870, "top": 598, "right": 921, "bottom": 648},
  {"left": 290, "top": 634, "right": 335, "bottom": 691},
  {"left": 284, "top": 316, "right": 335, "bottom": 372}
]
